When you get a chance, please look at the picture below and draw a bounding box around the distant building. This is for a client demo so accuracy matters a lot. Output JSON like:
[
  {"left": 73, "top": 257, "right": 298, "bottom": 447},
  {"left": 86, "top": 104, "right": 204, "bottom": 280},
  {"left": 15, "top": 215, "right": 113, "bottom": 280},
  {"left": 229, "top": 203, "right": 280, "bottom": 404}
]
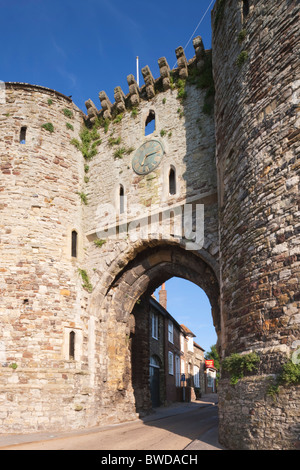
[
  {"left": 149, "top": 285, "right": 182, "bottom": 406},
  {"left": 148, "top": 284, "right": 208, "bottom": 407},
  {"left": 204, "top": 362, "right": 217, "bottom": 393},
  {"left": 180, "top": 325, "right": 205, "bottom": 400}
]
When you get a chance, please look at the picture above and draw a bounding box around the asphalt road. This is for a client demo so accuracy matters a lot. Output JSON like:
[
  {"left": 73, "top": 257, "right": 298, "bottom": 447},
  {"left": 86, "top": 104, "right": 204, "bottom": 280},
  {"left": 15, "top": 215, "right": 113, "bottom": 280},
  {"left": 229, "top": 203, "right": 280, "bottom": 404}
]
[{"left": 0, "top": 402, "right": 223, "bottom": 451}]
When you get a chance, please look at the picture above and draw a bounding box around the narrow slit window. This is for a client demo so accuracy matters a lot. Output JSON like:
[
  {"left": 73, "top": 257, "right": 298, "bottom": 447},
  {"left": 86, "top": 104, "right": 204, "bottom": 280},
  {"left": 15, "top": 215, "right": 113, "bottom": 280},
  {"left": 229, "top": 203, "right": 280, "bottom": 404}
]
[
  {"left": 20, "top": 126, "right": 27, "bottom": 144},
  {"left": 69, "top": 331, "right": 75, "bottom": 359},
  {"left": 169, "top": 167, "right": 176, "bottom": 195},
  {"left": 145, "top": 110, "right": 155, "bottom": 136},
  {"left": 71, "top": 230, "right": 78, "bottom": 258},
  {"left": 120, "top": 185, "right": 125, "bottom": 214},
  {"left": 243, "top": 0, "right": 249, "bottom": 19}
]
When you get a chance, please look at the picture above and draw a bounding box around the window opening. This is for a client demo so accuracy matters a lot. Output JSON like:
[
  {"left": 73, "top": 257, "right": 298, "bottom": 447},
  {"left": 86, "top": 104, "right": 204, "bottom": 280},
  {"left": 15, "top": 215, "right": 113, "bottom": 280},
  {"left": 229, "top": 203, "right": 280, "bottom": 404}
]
[
  {"left": 150, "top": 355, "right": 160, "bottom": 368},
  {"left": 168, "top": 320, "right": 174, "bottom": 343},
  {"left": 169, "top": 167, "right": 176, "bottom": 195},
  {"left": 20, "top": 127, "right": 27, "bottom": 144},
  {"left": 194, "top": 365, "right": 200, "bottom": 388},
  {"left": 243, "top": 0, "right": 249, "bottom": 18},
  {"left": 151, "top": 313, "right": 159, "bottom": 339},
  {"left": 145, "top": 110, "right": 155, "bottom": 136},
  {"left": 120, "top": 185, "right": 125, "bottom": 214},
  {"left": 69, "top": 331, "right": 75, "bottom": 359},
  {"left": 168, "top": 351, "right": 174, "bottom": 375},
  {"left": 71, "top": 230, "right": 78, "bottom": 258}
]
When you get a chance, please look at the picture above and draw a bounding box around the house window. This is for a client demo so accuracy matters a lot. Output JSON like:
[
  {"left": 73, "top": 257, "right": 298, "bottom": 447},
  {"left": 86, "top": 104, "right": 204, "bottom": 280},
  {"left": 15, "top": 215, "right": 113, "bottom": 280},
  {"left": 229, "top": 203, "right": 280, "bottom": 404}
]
[
  {"left": 168, "top": 320, "right": 174, "bottom": 343},
  {"left": 20, "top": 126, "right": 27, "bottom": 144},
  {"left": 145, "top": 110, "right": 155, "bottom": 136},
  {"left": 119, "top": 185, "right": 125, "bottom": 214},
  {"left": 194, "top": 366, "right": 200, "bottom": 388},
  {"left": 71, "top": 230, "right": 78, "bottom": 258},
  {"left": 180, "top": 334, "right": 185, "bottom": 352},
  {"left": 151, "top": 313, "right": 159, "bottom": 339},
  {"left": 169, "top": 167, "right": 176, "bottom": 195},
  {"left": 150, "top": 355, "right": 160, "bottom": 369},
  {"left": 175, "top": 355, "right": 180, "bottom": 386},
  {"left": 168, "top": 351, "right": 174, "bottom": 375},
  {"left": 187, "top": 336, "right": 194, "bottom": 352},
  {"left": 69, "top": 331, "right": 75, "bottom": 359}
]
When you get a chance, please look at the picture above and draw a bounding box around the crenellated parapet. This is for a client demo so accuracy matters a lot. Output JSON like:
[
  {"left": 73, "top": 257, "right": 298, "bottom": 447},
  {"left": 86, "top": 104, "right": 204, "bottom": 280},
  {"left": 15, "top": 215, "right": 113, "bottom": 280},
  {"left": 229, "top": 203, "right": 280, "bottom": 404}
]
[
  {"left": 158, "top": 57, "right": 171, "bottom": 91},
  {"left": 99, "top": 91, "right": 113, "bottom": 120},
  {"left": 175, "top": 46, "right": 188, "bottom": 79},
  {"left": 141, "top": 65, "right": 156, "bottom": 100},
  {"left": 85, "top": 36, "right": 208, "bottom": 120},
  {"left": 114, "top": 86, "right": 126, "bottom": 114},
  {"left": 127, "top": 74, "right": 140, "bottom": 107}
]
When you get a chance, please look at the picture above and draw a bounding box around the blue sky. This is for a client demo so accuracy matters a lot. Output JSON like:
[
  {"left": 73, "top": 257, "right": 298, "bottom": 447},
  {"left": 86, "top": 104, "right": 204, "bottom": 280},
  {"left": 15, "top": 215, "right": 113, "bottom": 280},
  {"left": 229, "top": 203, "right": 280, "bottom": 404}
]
[
  {"left": 0, "top": 0, "right": 217, "bottom": 352},
  {"left": 0, "top": 0, "right": 216, "bottom": 111}
]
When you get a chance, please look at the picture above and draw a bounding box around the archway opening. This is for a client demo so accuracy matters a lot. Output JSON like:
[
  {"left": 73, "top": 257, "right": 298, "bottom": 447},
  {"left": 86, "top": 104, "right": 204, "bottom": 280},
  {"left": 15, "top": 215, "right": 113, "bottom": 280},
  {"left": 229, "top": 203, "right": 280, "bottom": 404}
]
[
  {"left": 145, "top": 110, "right": 156, "bottom": 135},
  {"left": 100, "top": 243, "right": 221, "bottom": 417},
  {"left": 131, "top": 277, "right": 218, "bottom": 411}
]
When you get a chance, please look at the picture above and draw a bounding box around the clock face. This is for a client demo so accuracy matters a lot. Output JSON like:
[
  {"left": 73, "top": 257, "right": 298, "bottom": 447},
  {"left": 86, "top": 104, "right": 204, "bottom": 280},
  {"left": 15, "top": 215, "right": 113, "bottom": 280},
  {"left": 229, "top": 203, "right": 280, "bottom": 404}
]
[{"left": 132, "top": 140, "right": 164, "bottom": 175}]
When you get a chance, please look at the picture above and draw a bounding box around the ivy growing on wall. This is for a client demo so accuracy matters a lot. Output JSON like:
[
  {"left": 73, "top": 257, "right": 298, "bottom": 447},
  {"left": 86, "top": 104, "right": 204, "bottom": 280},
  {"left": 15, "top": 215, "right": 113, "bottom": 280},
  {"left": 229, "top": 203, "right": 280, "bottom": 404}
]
[
  {"left": 222, "top": 352, "right": 261, "bottom": 385},
  {"left": 41, "top": 122, "right": 54, "bottom": 133},
  {"left": 267, "top": 359, "right": 300, "bottom": 399},
  {"left": 78, "top": 268, "right": 93, "bottom": 292},
  {"left": 71, "top": 125, "right": 102, "bottom": 161}
]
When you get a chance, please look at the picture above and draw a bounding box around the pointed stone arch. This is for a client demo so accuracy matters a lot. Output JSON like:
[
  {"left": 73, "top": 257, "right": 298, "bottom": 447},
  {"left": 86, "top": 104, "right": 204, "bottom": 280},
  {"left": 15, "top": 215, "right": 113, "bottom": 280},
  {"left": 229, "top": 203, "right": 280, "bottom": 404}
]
[{"left": 90, "top": 241, "right": 221, "bottom": 420}]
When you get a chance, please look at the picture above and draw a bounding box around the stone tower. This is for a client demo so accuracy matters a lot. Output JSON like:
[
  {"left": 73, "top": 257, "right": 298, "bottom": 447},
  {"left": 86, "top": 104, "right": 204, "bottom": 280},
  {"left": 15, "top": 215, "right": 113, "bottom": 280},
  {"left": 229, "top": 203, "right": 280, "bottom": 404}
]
[{"left": 212, "top": 0, "right": 299, "bottom": 449}]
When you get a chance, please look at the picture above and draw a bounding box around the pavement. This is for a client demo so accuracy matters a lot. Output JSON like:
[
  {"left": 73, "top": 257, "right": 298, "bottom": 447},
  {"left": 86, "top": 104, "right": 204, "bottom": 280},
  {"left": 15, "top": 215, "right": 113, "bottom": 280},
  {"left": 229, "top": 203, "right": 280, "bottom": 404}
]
[{"left": 0, "top": 393, "right": 224, "bottom": 450}]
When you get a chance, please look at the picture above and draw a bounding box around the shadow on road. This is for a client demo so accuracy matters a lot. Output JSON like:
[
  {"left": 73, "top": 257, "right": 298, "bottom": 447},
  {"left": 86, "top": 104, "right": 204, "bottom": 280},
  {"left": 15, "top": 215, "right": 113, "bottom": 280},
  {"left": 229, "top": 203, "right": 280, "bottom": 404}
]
[
  {"left": 141, "top": 401, "right": 224, "bottom": 450},
  {"left": 0, "top": 395, "right": 225, "bottom": 450}
]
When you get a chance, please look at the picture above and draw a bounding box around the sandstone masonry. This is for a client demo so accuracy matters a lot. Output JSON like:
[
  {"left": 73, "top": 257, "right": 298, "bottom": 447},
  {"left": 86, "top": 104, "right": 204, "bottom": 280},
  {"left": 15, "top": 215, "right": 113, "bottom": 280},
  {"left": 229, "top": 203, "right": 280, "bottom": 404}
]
[{"left": 0, "top": 0, "right": 299, "bottom": 450}]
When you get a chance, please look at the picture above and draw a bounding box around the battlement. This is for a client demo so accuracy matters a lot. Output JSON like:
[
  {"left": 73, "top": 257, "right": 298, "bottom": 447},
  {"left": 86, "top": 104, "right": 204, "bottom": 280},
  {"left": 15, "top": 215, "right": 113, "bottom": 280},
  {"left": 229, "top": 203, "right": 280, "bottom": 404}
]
[{"left": 85, "top": 36, "right": 208, "bottom": 122}]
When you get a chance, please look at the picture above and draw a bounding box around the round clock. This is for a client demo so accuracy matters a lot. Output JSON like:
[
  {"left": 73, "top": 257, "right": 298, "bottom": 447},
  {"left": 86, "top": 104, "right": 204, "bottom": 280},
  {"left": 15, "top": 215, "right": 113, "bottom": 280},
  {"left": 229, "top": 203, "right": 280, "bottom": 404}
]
[{"left": 132, "top": 140, "right": 164, "bottom": 175}]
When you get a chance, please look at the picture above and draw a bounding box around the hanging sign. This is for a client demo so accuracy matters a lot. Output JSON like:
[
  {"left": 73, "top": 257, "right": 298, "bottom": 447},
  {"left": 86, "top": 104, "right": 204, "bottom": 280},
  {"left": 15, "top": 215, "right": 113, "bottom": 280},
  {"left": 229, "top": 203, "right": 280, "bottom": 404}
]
[{"left": 205, "top": 359, "right": 214, "bottom": 369}]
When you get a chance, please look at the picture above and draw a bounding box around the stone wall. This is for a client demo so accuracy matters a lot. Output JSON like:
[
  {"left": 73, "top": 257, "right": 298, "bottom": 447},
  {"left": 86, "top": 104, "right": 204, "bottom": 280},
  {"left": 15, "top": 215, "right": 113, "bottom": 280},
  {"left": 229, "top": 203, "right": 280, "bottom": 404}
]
[
  {"left": 218, "top": 377, "right": 300, "bottom": 450},
  {"left": 212, "top": 0, "right": 299, "bottom": 449},
  {"left": 0, "top": 84, "right": 96, "bottom": 432},
  {"left": 213, "top": 0, "right": 299, "bottom": 357}
]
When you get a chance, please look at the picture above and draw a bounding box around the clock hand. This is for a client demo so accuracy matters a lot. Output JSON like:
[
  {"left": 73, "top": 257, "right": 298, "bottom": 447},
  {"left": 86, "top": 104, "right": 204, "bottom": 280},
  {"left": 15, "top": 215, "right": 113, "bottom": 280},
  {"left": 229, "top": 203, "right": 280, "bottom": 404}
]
[{"left": 141, "top": 151, "right": 157, "bottom": 166}]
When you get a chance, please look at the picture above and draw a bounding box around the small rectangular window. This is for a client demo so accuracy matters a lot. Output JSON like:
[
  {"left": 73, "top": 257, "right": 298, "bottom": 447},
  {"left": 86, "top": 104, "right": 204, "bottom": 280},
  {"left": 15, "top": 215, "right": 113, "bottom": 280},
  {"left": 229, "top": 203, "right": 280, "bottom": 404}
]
[
  {"left": 151, "top": 313, "right": 158, "bottom": 339},
  {"left": 20, "top": 126, "right": 27, "bottom": 144},
  {"left": 169, "top": 167, "right": 176, "bottom": 195},
  {"left": 168, "top": 320, "right": 174, "bottom": 343},
  {"left": 120, "top": 185, "right": 125, "bottom": 214},
  {"left": 168, "top": 351, "right": 174, "bottom": 375},
  {"left": 175, "top": 355, "right": 180, "bottom": 386},
  {"left": 180, "top": 334, "right": 185, "bottom": 352},
  {"left": 188, "top": 336, "right": 194, "bottom": 352},
  {"left": 69, "top": 331, "right": 75, "bottom": 359},
  {"left": 71, "top": 230, "right": 78, "bottom": 258}
]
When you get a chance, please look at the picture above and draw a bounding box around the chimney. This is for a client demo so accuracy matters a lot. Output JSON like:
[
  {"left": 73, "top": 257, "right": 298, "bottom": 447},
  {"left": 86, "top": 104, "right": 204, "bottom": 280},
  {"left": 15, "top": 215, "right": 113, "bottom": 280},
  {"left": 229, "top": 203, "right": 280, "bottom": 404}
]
[{"left": 159, "top": 283, "right": 167, "bottom": 310}]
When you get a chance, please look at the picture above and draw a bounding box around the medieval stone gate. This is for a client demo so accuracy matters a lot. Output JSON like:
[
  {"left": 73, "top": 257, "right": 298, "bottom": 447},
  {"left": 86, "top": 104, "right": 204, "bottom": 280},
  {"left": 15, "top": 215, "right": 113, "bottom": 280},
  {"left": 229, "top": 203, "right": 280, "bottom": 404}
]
[{"left": 0, "top": 0, "right": 299, "bottom": 450}]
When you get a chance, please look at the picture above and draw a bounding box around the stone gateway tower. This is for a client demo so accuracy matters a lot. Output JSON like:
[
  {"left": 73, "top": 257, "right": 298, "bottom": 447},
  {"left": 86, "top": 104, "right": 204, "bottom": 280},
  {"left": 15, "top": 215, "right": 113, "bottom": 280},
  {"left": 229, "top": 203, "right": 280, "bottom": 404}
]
[
  {"left": 0, "top": 0, "right": 299, "bottom": 450},
  {"left": 212, "top": 0, "right": 299, "bottom": 449}
]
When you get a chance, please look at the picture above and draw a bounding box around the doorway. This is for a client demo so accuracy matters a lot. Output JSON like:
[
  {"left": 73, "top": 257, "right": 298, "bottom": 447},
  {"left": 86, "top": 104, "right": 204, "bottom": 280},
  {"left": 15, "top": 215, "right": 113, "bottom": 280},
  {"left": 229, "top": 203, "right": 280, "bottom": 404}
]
[{"left": 149, "top": 355, "right": 160, "bottom": 407}]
